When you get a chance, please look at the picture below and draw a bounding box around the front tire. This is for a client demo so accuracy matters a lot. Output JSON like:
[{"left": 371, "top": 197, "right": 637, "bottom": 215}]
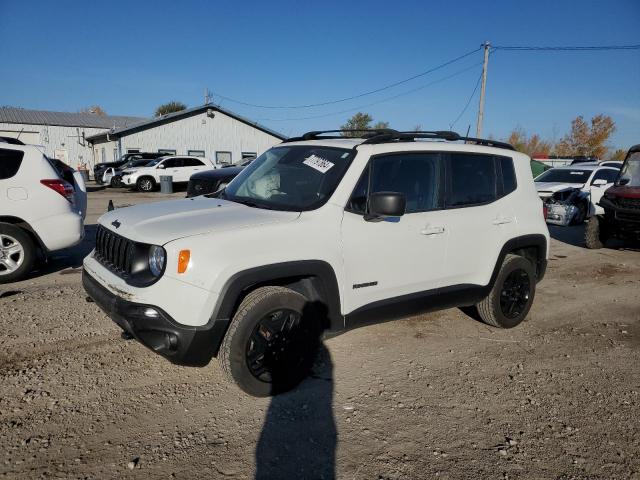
[
  {"left": 585, "top": 216, "right": 606, "bottom": 249},
  {"left": 0, "top": 224, "right": 36, "bottom": 284},
  {"left": 136, "top": 177, "right": 156, "bottom": 192},
  {"left": 219, "top": 286, "right": 321, "bottom": 397},
  {"left": 474, "top": 254, "right": 536, "bottom": 329}
]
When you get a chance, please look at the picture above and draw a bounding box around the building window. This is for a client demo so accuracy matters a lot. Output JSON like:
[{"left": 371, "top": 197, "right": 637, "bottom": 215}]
[
  {"left": 188, "top": 150, "right": 205, "bottom": 157},
  {"left": 216, "top": 151, "right": 232, "bottom": 165},
  {"left": 127, "top": 148, "right": 140, "bottom": 153},
  {"left": 158, "top": 149, "right": 176, "bottom": 155},
  {"left": 242, "top": 152, "right": 257, "bottom": 159}
]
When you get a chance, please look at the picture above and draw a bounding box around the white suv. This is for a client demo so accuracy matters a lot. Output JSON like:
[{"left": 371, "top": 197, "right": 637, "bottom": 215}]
[
  {"left": 1, "top": 138, "right": 85, "bottom": 283},
  {"left": 121, "top": 156, "right": 215, "bottom": 191},
  {"left": 83, "top": 130, "right": 549, "bottom": 396}
]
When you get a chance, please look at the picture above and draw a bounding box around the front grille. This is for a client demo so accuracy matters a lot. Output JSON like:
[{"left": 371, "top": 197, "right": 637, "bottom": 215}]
[
  {"left": 612, "top": 197, "right": 640, "bottom": 210},
  {"left": 94, "top": 225, "right": 134, "bottom": 276}
]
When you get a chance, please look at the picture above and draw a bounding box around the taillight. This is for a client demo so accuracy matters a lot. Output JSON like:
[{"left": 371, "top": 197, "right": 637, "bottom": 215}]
[
  {"left": 542, "top": 204, "right": 548, "bottom": 219},
  {"left": 41, "top": 179, "right": 74, "bottom": 202}
]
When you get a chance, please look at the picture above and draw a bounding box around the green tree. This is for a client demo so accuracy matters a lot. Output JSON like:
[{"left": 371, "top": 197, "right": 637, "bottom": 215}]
[
  {"left": 340, "top": 112, "right": 389, "bottom": 137},
  {"left": 555, "top": 114, "right": 616, "bottom": 158},
  {"left": 154, "top": 101, "right": 187, "bottom": 117}
]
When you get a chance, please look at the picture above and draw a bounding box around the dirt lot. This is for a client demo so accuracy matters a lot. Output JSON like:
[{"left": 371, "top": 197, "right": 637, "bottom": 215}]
[{"left": 1, "top": 186, "right": 639, "bottom": 479}]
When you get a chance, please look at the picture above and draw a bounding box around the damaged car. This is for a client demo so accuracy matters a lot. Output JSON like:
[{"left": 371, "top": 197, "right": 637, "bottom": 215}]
[{"left": 535, "top": 165, "right": 619, "bottom": 226}]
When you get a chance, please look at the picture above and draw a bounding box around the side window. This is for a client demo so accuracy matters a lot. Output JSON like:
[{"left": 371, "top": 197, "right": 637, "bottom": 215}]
[
  {"left": 183, "top": 158, "right": 205, "bottom": 167},
  {"left": 162, "top": 158, "right": 180, "bottom": 168},
  {"left": 592, "top": 169, "right": 617, "bottom": 184},
  {"left": 347, "top": 153, "right": 442, "bottom": 214},
  {"left": 446, "top": 153, "right": 497, "bottom": 207},
  {"left": 499, "top": 156, "right": 517, "bottom": 196},
  {"left": 0, "top": 148, "right": 24, "bottom": 180}
]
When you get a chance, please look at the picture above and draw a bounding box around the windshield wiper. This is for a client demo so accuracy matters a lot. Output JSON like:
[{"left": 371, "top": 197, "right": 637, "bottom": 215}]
[{"left": 233, "top": 199, "right": 275, "bottom": 210}]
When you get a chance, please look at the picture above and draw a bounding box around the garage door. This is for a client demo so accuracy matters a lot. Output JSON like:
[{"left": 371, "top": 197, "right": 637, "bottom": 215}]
[{"left": 0, "top": 130, "right": 40, "bottom": 145}]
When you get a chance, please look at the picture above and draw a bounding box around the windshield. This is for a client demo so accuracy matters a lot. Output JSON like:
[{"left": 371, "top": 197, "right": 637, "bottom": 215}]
[
  {"left": 220, "top": 146, "right": 353, "bottom": 211},
  {"left": 535, "top": 169, "right": 590, "bottom": 184},
  {"left": 145, "top": 158, "right": 164, "bottom": 167},
  {"left": 617, "top": 152, "right": 640, "bottom": 186}
]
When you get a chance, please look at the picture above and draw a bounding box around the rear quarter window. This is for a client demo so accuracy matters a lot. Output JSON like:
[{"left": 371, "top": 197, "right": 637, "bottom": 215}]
[{"left": 0, "top": 148, "right": 24, "bottom": 180}]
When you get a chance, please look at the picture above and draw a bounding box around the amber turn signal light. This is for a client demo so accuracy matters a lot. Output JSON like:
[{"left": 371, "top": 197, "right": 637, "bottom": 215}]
[{"left": 177, "top": 250, "right": 191, "bottom": 274}]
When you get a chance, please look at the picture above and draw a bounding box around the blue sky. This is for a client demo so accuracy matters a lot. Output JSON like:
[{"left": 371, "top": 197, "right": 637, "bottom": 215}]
[{"left": 1, "top": 0, "right": 638, "bottom": 150}]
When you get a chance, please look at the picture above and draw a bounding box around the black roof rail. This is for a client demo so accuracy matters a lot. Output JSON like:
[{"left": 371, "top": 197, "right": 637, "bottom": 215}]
[
  {"left": 281, "top": 129, "right": 515, "bottom": 151},
  {"left": 0, "top": 136, "right": 25, "bottom": 145}
]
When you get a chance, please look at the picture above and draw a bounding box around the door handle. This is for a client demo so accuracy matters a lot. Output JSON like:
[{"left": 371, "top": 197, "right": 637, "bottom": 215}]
[
  {"left": 420, "top": 226, "right": 445, "bottom": 235},
  {"left": 492, "top": 216, "right": 513, "bottom": 225}
]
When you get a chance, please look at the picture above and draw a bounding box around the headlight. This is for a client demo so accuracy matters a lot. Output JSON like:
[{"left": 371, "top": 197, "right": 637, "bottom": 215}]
[{"left": 148, "top": 245, "right": 166, "bottom": 276}]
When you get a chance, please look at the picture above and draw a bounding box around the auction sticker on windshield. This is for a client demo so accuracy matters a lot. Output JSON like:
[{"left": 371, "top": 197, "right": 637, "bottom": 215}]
[{"left": 303, "top": 154, "right": 334, "bottom": 174}]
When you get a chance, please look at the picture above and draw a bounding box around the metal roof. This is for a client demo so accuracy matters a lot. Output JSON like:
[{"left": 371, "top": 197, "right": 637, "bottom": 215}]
[
  {"left": 0, "top": 107, "right": 146, "bottom": 129},
  {"left": 85, "top": 104, "right": 287, "bottom": 142}
]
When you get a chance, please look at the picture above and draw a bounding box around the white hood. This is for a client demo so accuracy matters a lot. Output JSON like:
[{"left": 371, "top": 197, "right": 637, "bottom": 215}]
[
  {"left": 535, "top": 182, "right": 583, "bottom": 197},
  {"left": 97, "top": 196, "right": 300, "bottom": 245}
]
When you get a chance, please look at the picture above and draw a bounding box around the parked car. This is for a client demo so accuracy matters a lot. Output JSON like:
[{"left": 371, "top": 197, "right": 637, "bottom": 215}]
[
  {"left": 94, "top": 152, "right": 166, "bottom": 184},
  {"left": 535, "top": 164, "right": 619, "bottom": 225},
  {"left": 0, "top": 137, "right": 84, "bottom": 283},
  {"left": 49, "top": 158, "right": 87, "bottom": 219},
  {"left": 83, "top": 129, "right": 549, "bottom": 396},
  {"left": 530, "top": 159, "right": 552, "bottom": 178},
  {"left": 121, "top": 156, "right": 216, "bottom": 192},
  {"left": 585, "top": 144, "right": 640, "bottom": 248},
  {"left": 104, "top": 159, "right": 156, "bottom": 187},
  {"left": 186, "top": 158, "right": 254, "bottom": 197}
]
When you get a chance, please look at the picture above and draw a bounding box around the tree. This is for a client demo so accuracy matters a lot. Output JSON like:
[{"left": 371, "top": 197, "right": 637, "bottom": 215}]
[
  {"left": 79, "top": 105, "right": 106, "bottom": 116},
  {"left": 340, "top": 112, "right": 389, "bottom": 137},
  {"left": 555, "top": 114, "right": 615, "bottom": 158},
  {"left": 610, "top": 149, "right": 627, "bottom": 161},
  {"left": 507, "top": 128, "right": 552, "bottom": 157},
  {"left": 154, "top": 101, "right": 187, "bottom": 117}
]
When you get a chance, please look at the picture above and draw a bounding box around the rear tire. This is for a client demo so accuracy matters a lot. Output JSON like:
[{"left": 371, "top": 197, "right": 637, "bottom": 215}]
[
  {"left": 0, "top": 224, "right": 36, "bottom": 284},
  {"left": 136, "top": 177, "right": 156, "bottom": 192},
  {"left": 219, "top": 286, "right": 321, "bottom": 397},
  {"left": 473, "top": 254, "right": 536, "bottom": 329},
  {"left": 585, "top": 216, "right": 605, "bottom": 249}
]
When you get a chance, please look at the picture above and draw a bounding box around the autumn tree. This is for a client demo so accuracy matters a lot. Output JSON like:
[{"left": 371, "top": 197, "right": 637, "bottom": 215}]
[
  {"left": 609, "top": 149, "right": 627, "bottom": 161},
  {"left": 79, "top": 105, "right": 106, "bottom": 116},
  {"left": 555, "top": 114, "right": 616, "bottom": 158},
  {"left": 507, "top": 128, "right": 552, "bottom": 156},
  {"left": 154, "top": 101, "right": 187, "bottom": 117},
  {"left": 340, "top": 112, "right": 390, "bottom": 137}
]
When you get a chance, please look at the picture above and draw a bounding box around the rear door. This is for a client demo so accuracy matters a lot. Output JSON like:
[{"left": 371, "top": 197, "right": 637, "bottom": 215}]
[
  {"left": 441, "top": 152, "right": 511, "bottom": 287},
  {"left": 0, "top": 147, "right": 27, "bottom": 216},
  {"left": 182, "top": 158, "right": 207, "bottom": 181}
]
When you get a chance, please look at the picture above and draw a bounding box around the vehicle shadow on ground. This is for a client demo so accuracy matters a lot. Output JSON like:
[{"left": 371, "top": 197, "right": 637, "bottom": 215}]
[
  {"left": 548, "top": 224, "right": 585, "bottom": 247},
  {"left": 255, "top": 344, "right": 336, "bottom": 480},
  {"left": 27, "top": 224, "right": 98, "bottom": 279}
]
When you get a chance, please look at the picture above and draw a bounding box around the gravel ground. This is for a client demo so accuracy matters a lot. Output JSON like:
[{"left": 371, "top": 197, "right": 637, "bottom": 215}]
[{"left": 1, "top": 186, "right": 639, "bottom": 479}]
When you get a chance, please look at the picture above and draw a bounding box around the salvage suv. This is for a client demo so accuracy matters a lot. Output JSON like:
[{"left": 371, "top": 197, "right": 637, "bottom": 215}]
[{"left": 83, "top": 130, "right": 549, "bottom": 396}]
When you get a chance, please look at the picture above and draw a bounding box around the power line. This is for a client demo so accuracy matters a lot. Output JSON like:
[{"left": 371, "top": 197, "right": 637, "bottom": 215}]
[
  {"left": 254, "top": 61, "right": 483, "bottom": 122},
  {"left": 450, "top": 71, "right": 483, "bottom": 130},
  {"left": 493, "top": 44, "right": 640, "bottom": 51},
  {"left": 212, "top": 47, "right": 482, "bottom": 109}
]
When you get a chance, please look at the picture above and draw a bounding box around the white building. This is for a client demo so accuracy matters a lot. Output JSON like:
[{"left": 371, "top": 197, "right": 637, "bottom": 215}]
[
  {"left": 86, "top": 104, "right": 286, "bottom": 167},
  {"left": 0, "top": 107, "right": 144, "bottom": 169}
]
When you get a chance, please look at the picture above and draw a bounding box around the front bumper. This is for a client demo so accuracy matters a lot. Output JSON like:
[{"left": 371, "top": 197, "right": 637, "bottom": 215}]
[{"left": 83, "top": 269, "right": 221, "bottom": 367}]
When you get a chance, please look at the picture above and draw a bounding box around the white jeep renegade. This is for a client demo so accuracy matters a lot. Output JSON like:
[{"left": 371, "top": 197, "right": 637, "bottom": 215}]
[{"left": 83, "top": 130, "right": 549, "bottom": 396}]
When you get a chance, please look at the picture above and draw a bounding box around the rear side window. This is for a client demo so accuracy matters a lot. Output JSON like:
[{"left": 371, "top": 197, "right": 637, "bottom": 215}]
[
  {"left": 447, "top": 153, "right": 497, "bottom": 207},
  {"left": 499, "top": 156, "right": 517, "bottom": 196},
  {"left": 183, "top": 158, "right": 205, "bottom": 167},
  {"left": 0, "top": 148, "right": 24, "bottom": 179}
]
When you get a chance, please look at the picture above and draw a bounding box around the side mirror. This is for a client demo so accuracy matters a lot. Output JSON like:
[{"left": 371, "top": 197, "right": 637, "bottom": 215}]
[
  {"left": 592, "top": 179, "right": 607, "bottom": 186},
  {"left": 365, "top": 192, "right": 406, "bottom": 222},
  {"left": 157, "top": 164, "right": 165, "bottom": 169}
]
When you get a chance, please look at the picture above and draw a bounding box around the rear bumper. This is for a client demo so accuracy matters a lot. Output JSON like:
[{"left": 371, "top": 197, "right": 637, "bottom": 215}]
[
  {"left": 83, "top": 269, "right": 220, "bottom": 367},
  {"left": 31, "top": 211, "right": 84, "bottom": 252}
]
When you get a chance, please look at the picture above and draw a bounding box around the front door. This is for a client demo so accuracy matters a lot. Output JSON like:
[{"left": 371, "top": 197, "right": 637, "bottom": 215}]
[{"left": 341, "top": 152, "right": 448, "bottom": 315}]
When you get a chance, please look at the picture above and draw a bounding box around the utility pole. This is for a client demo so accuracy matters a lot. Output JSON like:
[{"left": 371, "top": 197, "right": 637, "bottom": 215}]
[{"left": 476, "top": 41, "right": 490, "bottom": 138}]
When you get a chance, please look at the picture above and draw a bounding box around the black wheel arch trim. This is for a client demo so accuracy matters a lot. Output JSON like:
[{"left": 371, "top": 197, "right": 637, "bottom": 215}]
[{"left": 207, "top": 260, "right": 342, "bottom": 357}]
